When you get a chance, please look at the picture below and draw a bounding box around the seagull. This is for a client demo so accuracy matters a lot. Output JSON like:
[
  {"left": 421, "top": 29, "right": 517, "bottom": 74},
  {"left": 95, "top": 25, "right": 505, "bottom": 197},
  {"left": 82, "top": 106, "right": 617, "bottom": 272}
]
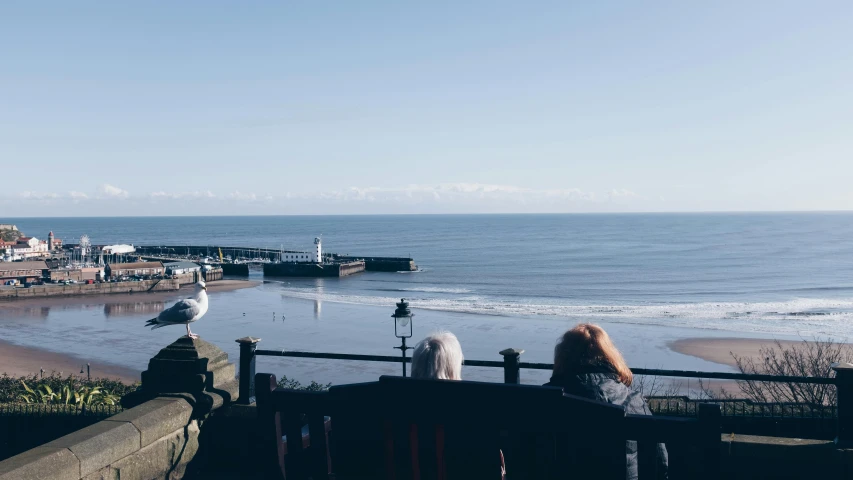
[{"left": 145, "top": 280, "right": 208, "bottom": 339}]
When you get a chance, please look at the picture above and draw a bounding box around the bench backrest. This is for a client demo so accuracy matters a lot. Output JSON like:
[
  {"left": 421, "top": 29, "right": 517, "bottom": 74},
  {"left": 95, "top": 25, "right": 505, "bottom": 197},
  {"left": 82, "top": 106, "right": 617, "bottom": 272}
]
[{"left": 255, "top": 373, "right": 720, "bottom": 480}]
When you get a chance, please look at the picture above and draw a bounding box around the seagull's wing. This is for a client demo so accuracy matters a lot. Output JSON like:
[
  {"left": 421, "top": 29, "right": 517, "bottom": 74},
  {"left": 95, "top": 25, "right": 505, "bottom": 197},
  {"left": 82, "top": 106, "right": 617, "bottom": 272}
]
[{"left": 146, "top": 299, "right": 201, "bottom": 329}]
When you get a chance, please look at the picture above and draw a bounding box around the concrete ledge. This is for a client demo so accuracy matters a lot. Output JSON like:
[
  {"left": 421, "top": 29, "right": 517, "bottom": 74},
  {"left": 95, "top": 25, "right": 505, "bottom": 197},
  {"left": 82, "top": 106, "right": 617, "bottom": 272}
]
[
  {"left": 105, "top": 397, "right": 192, "bottom": 448},
  {"left": 721, "top": 433, "right": 847, "bottom": 478},
  {"left": 84, "top": 421, "right": 200, "bottom": 480},
  {"left": 0, "top": 446, "right": 80, "bottom": 480},
  {"left": 44, "top": 419, "right": 141, "bottom": 477}
]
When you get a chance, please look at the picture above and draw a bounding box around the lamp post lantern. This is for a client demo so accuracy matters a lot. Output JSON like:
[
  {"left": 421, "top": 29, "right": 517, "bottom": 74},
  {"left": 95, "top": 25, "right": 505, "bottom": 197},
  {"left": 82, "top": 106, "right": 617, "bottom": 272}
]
[{"left": 392, "top": 298, "right": 414, "bottom": 377}]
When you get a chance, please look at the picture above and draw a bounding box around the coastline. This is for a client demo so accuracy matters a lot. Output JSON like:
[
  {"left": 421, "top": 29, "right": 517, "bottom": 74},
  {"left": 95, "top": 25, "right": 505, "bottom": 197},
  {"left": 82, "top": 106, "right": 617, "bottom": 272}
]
[
  {"left": 0, "top": 279, "right": 260, "bottom": 309},
  {"left": 0, "top": 338, "right": 140, "bottom": 383},
  {"left": 668, "top": 337, "right": 818, "bottom": 369},
  {"left": 0, "top": 279, "right": 259, "bottom": 384}
]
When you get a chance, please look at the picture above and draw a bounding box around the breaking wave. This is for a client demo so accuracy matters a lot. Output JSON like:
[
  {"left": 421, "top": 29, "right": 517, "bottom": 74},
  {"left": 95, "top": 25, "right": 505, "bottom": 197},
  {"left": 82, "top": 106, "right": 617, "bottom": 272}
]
[
  {"left": 378, "top": 286, "right": 473, "bottom": 294},
  {"left": 278, "top": 287, "right": 853, "bottom": 336}
]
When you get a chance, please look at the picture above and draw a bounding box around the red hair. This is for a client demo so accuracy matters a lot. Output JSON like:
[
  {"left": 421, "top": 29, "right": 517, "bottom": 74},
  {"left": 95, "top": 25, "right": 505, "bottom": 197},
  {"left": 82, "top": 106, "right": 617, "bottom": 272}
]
[{"left": 553, "top": 323, "right": 633, "bottom": 386}]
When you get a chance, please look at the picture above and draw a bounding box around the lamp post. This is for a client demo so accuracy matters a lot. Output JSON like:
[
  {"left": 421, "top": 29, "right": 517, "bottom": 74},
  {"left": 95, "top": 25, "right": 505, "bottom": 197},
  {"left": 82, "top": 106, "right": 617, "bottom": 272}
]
[{"left": 392, "top": 298, "right": 414, "bottom": 377}]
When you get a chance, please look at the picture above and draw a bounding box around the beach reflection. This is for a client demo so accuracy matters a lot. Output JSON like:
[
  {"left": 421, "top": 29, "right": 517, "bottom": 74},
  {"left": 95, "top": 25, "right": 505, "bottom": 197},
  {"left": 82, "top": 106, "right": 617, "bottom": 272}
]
[
  {"left": 104, "top": 301, "right": 165, "bottom": 318},
  {"left": 314, "top": 299, "right": 322, "bottom": 319},
  {"left": 0, "top": 306, "right": 52, "bottom": 319}
]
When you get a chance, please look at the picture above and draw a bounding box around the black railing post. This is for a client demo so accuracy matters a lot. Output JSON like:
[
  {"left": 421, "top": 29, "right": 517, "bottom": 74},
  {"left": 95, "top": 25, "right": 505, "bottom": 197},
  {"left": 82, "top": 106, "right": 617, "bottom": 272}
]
[
  {"left": 831, "top": 362, "right": 853, "bottom": 447},
  {"left": 236, "top": 336, "right": 261, "bottom": 405},
  {"left": 499, "top": 348, "right": 524, "bottom": 384}
]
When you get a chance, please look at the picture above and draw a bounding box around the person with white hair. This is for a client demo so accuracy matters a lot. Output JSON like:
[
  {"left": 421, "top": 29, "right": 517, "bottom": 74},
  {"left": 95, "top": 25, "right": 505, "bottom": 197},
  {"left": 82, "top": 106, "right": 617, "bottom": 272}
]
[
  {"left": 411, "top": 331, "right": 464, "bottom": 380},
  {"left": 410, "top": 331, "right": 506, "bottom": 479}
]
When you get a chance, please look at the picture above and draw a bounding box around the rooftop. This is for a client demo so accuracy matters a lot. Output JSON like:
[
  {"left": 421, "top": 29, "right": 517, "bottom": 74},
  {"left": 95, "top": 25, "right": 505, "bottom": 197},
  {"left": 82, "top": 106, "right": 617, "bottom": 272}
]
[
  {"left": 164, "top": 261, "right": 202, "bottom": 269},
  {"left": 0, "top": 261, "right": 48, "bottom": 272},
  {"left": 106, "top": 261, "right": 164, "bottom": 269}
]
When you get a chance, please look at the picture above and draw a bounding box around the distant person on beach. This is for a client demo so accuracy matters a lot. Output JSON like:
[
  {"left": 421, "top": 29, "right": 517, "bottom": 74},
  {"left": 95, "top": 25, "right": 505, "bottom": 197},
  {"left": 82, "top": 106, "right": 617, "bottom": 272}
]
[
  {"left": 411, "top": 332, "right": 506, "bottom": 479},
  {"left": 545, "top": 323, "right": 669, "bottom": 480}
]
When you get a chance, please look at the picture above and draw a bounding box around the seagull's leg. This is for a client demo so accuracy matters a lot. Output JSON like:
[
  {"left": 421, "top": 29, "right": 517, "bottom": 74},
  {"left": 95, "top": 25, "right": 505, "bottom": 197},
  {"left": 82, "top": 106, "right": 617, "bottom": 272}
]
[{"left": 186, "top": 324, "right": 199, "bottom": 339}]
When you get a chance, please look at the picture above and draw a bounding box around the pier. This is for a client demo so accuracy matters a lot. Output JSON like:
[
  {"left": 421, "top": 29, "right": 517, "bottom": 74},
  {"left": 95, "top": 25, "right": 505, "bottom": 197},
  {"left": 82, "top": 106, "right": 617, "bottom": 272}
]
[{"left": 129, "top": 244, "right": 417, "bottom": 277}]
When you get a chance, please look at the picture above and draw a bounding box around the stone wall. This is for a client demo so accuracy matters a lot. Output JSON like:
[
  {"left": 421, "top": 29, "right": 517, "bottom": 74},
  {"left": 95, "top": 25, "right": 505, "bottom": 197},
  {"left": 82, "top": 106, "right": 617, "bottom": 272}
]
[
  {"left": 0, "top": 397, "right": 200, "bottom": 480},
  {"left": 0, "top": 279, "right": 180, "bottom": 300}
]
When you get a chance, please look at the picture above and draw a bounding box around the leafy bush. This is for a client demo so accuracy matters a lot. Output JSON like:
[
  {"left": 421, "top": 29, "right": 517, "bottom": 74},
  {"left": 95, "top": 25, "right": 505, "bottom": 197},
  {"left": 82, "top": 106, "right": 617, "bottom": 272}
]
[
  {"left": 0, "top": 373, "right": 138, "bottom": 405},
  {"left": 276, "top": 374, "right": 331, "bottom": 392}
]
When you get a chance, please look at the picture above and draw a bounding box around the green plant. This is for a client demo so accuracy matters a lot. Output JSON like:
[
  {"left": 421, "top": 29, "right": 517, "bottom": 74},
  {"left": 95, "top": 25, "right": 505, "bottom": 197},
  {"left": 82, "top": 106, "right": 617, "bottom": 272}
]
[
  {"left": 10, "top": 374, "right": 134, "bottom": 406},
  {"left": 276, "top": 375, "right": 331, "bottom": 392}
]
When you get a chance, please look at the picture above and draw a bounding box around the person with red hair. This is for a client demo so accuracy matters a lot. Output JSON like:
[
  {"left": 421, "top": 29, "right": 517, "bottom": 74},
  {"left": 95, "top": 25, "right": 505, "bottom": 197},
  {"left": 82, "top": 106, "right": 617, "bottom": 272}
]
[{"left": 546, "top": 323, "right": 668, "bottom": 479}]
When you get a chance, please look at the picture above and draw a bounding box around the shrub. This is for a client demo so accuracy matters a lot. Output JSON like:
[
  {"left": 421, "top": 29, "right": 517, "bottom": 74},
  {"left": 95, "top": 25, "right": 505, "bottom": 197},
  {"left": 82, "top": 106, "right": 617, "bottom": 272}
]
[
  {"left": 0, "top": 373, "right": 138, "bottom": 405},
  {"left": 276, "top": 375, "right": 331, "bottom": 392}
]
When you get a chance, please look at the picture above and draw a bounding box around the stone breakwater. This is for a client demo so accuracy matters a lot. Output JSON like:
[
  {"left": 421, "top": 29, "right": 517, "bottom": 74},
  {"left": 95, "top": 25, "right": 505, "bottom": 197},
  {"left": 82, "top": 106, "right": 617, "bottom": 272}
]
[{"left": 0, "top": 279, "right": 180, "bottom": 301}]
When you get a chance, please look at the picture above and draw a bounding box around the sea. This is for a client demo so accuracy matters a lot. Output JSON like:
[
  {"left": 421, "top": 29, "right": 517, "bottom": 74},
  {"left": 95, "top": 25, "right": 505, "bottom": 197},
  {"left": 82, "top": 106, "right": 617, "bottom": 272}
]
[{"left": 2, "top": 213, "right": 852, "bottom": 384}]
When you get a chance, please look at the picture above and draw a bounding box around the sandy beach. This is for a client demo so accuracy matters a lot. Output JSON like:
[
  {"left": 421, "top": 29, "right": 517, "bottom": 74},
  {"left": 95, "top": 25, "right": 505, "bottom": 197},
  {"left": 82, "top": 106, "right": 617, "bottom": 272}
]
[
  {"left": 0, "top": 339, "right": 140, "bottom": 383},
  {"left": 0, "top": 279, "right": 258, "bottom": 383},
  {"left": 669, "top": 337, "right": 814, "bottom": 369}
]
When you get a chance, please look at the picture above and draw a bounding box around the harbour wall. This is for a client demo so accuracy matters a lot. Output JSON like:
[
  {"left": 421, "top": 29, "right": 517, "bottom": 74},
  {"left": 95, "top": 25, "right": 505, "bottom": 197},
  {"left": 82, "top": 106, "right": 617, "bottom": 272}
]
[
  {"left": 334, "top": 255, "right": 417, "bottom": 272},
  {"left": 0, "top": 279, "right": 181, "bottom": 301},
  {"left": 130, "top": 245, "right": 418, "bottom": 272},
  {"left": 220, "top": 264, "right": 249, "bottom": 276},
  {"left": 263, "top": 260, "right": 365, "bottom": 278}
]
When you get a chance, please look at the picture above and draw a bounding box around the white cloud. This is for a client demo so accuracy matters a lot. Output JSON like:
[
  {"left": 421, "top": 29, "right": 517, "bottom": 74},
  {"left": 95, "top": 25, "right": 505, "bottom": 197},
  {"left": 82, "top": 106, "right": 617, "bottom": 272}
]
[
  {"left": 299, "top": 183, "right": 601, "bottom": 204},
  {"left": 227, "top": 191, "right": 257, "bottom": 201},
  {"left": 608, "top": 189, "right": 637, "bottom": 199},
  {"left": 9, "top": 183, "right": 648, "bottom": 214},
  {"left": 98, "top": 184, "right": 129, "bottom": 198},
  {"left": 150, "top": 190, "right": 216, "bottom": 199},
  {"left": 20, "top": 191, "right": 60, "bottom": 200}
]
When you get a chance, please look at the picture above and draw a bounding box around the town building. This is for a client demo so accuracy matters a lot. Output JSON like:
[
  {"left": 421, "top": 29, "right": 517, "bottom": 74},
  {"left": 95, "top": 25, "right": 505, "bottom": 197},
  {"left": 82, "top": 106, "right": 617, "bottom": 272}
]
[
  {"left": 281, "top": 237, "right": 323, "bottom": 263},
  {"left": 48, "top": 269, "right": 83, "bottom": 283},
  {"left": 164, "top": 261, "right": 202, "bottom": 275},
  {"left": 47, "top": 231, "right": 62, "bottom": 250},
  {"left": 0, "top": 261, "right": 48, "bottom": 284},
  {"left": 6, "top": 237, "right": 49, "bottom": 259},
  {"left": 105, "top": 261, "right": 165, "bottom": 278}
]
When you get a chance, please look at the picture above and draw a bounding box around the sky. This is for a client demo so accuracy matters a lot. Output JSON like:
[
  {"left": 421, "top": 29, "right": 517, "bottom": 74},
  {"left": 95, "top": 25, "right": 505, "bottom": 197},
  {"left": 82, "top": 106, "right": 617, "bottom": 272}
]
[{"left": 1, "top": 1, "right": 852, "bottom": 216}]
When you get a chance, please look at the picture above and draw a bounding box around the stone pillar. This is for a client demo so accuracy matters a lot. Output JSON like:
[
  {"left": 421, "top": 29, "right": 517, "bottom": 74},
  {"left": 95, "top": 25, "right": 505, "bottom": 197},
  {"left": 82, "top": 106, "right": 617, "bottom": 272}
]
[{"left": 122, "top": 337, "right": 239, "bottom": 418}]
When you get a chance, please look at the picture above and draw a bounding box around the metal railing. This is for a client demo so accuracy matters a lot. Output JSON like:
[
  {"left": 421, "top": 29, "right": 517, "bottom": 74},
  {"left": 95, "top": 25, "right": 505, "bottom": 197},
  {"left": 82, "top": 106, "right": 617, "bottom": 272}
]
[{"left": 235, "top": 337, "right": 852, "bottom": 445}]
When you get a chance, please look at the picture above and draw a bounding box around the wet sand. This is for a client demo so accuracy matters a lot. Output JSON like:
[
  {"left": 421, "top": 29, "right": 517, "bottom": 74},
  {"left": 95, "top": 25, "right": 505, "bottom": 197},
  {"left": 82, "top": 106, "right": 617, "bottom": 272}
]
[
  {"left": 0, "top": 339, "right": 140, "bottom": 383},
  {"left": 0, "top": 279, "right": 260, "bottom": 310},
  {"left": 669, "top": 337, "right": 811, "bottom": 368},
  {"left": 0, "top": 279, "right": 258, "bottom": 383}
]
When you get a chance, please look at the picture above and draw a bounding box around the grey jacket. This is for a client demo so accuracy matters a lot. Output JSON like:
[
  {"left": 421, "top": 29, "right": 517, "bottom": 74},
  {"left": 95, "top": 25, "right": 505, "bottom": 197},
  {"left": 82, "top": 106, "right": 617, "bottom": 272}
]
[{"left": 545, "top": 370, "right": 669, "bottom": 480}]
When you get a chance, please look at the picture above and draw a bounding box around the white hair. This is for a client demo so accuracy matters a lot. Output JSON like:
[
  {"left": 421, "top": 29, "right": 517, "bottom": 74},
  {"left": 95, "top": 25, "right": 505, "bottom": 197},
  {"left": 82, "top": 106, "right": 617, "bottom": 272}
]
[{"left": 411, "top": 331, "right": 464, "bottom": 380}]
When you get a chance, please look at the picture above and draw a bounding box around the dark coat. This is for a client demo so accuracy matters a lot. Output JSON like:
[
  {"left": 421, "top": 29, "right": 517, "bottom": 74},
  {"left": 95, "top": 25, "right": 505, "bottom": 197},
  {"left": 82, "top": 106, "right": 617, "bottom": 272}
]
[{"left": 545, "top": 368, "right": 669, "bottom": 480}]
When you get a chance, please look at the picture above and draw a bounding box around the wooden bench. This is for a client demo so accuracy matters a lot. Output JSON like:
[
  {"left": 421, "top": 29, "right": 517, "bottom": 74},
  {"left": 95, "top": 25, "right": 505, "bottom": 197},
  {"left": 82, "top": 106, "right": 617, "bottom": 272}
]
[{"left": 256, "top": 373, "right": 721, "bottom": 480}]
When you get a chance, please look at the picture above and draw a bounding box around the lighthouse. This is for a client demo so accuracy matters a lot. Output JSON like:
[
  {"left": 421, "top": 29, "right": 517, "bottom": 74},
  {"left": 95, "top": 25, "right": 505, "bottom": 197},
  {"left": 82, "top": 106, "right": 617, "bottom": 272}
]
[
  {"left": 312, "top": 237, "right": 322, "bottom": 263},
  {"left": 48, "top": 231, "right": 54, "bottom": 251}
]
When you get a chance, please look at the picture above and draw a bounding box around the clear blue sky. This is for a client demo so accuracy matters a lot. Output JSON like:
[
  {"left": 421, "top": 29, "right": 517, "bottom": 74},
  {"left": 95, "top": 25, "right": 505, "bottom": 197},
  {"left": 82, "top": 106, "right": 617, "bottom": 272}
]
[{"left": 2, "top": 1, "right": 851, "bottom": 216}]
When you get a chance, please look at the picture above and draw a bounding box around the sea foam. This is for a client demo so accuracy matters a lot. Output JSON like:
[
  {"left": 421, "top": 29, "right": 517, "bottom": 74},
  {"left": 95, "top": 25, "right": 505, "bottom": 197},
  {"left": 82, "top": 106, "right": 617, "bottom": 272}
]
[{"left": 277, "top": 287, "right": 853, "bottom": 337}]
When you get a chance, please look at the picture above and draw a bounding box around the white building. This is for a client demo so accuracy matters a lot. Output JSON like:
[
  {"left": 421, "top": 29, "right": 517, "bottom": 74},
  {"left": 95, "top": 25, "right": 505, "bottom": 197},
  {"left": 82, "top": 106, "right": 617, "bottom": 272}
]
[
  {"left": 280, "top": 237, "right": 323, "bottom": 263},
  {"left": 8, "top": 237, "right": 49, "bottom": 259},
  {"left": 164, "top": 261, "right": 202, "bottom": 275}
]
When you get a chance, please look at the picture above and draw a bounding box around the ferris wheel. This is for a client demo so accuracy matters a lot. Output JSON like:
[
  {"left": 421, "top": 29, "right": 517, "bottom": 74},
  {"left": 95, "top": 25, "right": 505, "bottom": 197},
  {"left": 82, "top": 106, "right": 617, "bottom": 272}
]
[{"left": 79, "top": 235, "right": 90, "bottom": 263}]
